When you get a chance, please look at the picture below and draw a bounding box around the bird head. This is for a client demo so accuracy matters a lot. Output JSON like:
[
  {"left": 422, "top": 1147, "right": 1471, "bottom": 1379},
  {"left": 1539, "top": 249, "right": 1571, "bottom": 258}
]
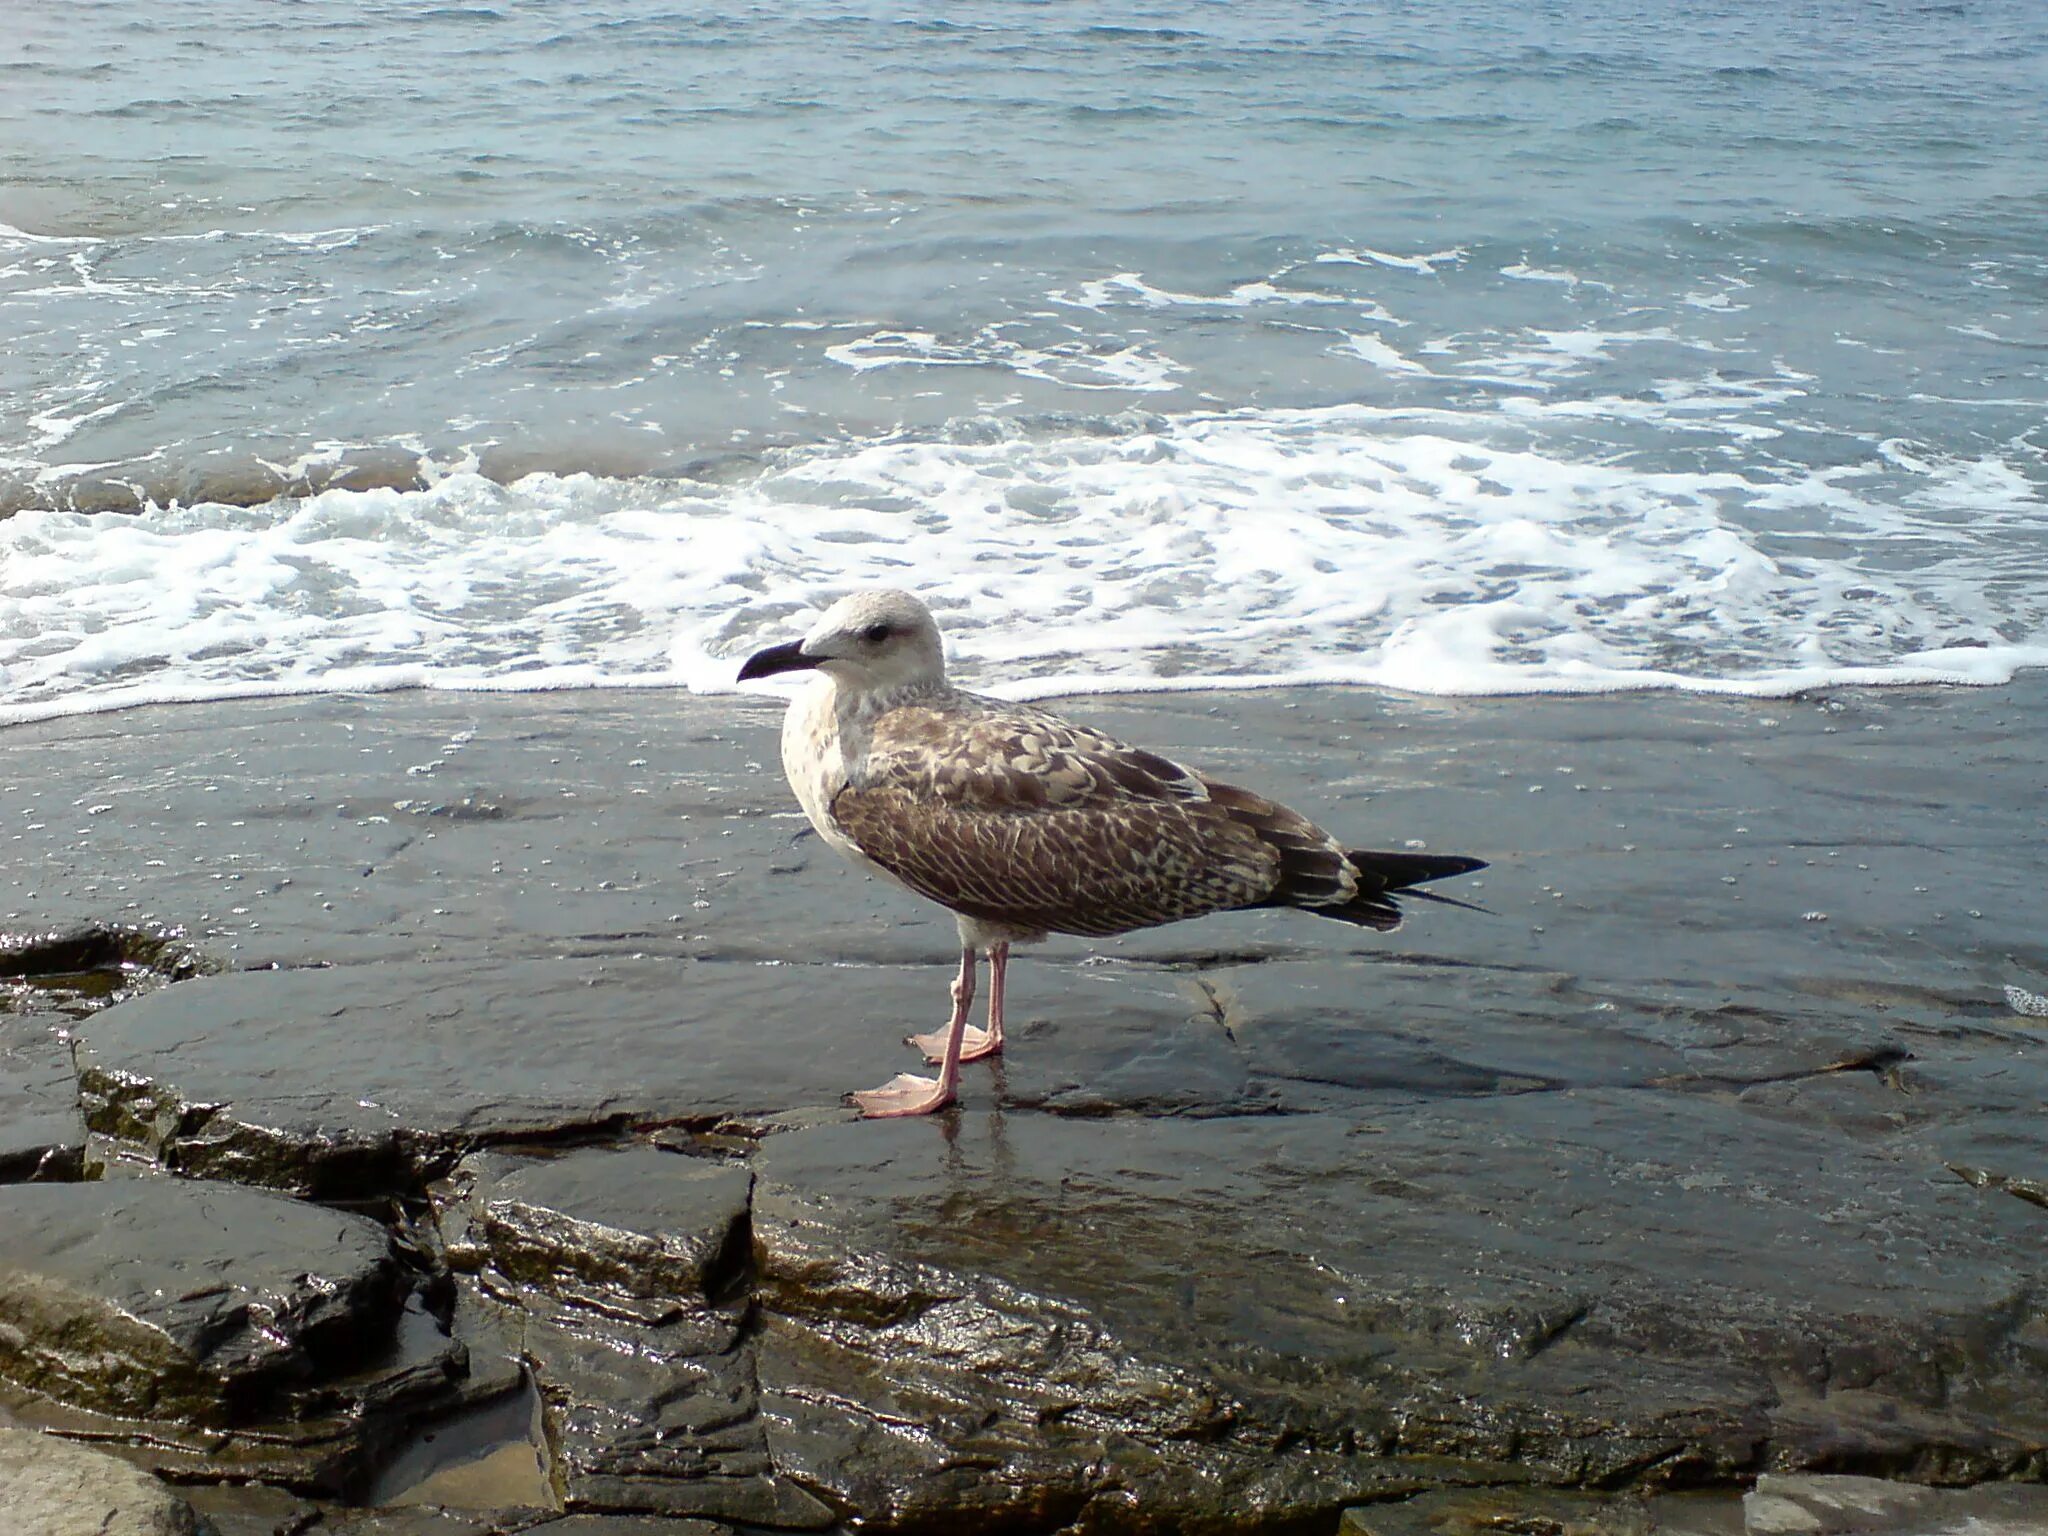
[{"left": 737, "top": 588, "right": 947, "bottom": 693}]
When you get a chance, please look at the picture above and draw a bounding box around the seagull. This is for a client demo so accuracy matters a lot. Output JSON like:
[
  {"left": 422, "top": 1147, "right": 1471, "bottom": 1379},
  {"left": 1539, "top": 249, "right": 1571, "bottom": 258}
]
[{"left": 738, "top": 589, "right": 1486, "bottom": 1118}]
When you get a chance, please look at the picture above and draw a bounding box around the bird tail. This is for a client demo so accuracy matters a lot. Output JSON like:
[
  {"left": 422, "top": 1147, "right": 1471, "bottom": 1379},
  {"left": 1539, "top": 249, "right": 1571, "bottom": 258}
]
[{"left": 1317, "top": 849, "right": 1489, "bottom": 931}]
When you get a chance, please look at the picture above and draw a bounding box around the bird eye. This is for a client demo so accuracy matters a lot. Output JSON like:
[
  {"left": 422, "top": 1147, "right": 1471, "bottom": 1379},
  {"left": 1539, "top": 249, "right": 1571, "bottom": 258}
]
[{"left": 859, "top": 622, "right": 892, "bottom": 643}]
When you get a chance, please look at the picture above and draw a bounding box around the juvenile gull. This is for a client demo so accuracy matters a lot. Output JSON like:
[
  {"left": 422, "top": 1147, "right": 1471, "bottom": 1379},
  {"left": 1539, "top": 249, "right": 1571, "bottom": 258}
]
[{"left": 738, "top": 589, "right": 1486, "bottom": 1118}]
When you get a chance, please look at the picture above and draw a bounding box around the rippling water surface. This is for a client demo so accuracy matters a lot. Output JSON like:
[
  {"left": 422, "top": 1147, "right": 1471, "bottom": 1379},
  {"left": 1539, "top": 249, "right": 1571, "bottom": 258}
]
[{"left": 3, "top": 0, "right": 2045, "bottom": 719}]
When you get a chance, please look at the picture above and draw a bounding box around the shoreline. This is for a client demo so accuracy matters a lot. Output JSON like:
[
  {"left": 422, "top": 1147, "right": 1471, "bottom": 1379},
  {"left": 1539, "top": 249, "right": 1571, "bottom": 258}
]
[{"left": 6, "top": 651, "right": 2048, "bottom": 733}]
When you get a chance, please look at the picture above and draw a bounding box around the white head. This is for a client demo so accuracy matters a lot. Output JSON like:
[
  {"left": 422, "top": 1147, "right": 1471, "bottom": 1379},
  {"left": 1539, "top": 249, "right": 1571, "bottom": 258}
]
[{"left": 737, "top": 588, "right": 947, "bottom": 694}]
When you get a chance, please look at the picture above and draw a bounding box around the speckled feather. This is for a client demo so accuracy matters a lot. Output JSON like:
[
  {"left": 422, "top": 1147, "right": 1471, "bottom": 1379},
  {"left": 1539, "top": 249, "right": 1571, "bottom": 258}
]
[{"left": 829, "top": 693, "right": 1367, "bottom": 938}]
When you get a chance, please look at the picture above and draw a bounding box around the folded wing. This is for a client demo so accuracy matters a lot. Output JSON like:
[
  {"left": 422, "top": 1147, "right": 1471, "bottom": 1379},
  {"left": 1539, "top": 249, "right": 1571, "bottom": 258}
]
[{"left": 828, "top": 700, "right": 1365, "bottom": 938}]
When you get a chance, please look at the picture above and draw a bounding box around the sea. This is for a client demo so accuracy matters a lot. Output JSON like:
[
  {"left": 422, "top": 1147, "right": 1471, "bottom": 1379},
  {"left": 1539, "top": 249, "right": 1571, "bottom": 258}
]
[{"left": 3, "top": 0, "right": 2045, "bottom": 725}]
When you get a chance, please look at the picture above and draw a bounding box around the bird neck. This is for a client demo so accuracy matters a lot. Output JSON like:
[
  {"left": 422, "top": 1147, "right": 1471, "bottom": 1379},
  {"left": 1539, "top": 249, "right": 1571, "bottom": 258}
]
[{"left": 832, "top": 672, "right": 950, "bottom": 727}]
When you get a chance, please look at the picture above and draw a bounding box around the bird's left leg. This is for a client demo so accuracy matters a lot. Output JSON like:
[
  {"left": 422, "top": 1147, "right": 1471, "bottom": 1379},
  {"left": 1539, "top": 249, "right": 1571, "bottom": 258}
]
[
  {"left": 978, "top": 941, "right": 1009, "bottom": 1059},
  {"left": 909, "top": 943, "right": 1005, "bottom": 1063}
]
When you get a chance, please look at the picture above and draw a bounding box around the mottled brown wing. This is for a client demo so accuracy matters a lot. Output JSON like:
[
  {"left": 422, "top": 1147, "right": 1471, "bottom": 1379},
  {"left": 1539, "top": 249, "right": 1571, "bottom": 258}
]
[
  {"left": 852, "top": 699, "right": 1214, "bottom": 809},
  {"left": 828, "top": 700, "right": 1285, "bottom": 936},
  {"left": 830, "top": 783, "right": 1282, "bottom": 936}
]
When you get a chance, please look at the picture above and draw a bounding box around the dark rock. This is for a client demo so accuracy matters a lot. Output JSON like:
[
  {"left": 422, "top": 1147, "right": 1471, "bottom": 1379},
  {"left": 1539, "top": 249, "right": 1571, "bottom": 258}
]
[
  {"left": 0, "top": 1425, "right": 208, "bottom": 1536},
  {"left": 0, "top": 1179, "right": 465, "bottom": 1492},
  {"left": 72, "top": 958, "right": 895, "bottom": 1200},
  {"left": 1743, "top": 1472, "right": 2048, "bottom": 1534},
  {"left": 0, "top": 1021, "right": 85, "bottom": 1182},
  {"left": 10, "top": 684, "right": 2048, "bottom": 1528},
  {"left": 177, "top": 1480, "right": 319, "bottom": 1536},
  {"left": 437, "top": 1147, "right": 752, "bottom": 1309},
  {"left": 1340, "top": 1486, "right": 1746, "bottom": 1533},
  {"left": 748, "top": 1104, "right": 2047, "bottom": 1521},
  {"left": 754, "top": 1148, "right": 1507, "bottom": 1532},
  {"left": 317, "top": 1510, "right": 514, "bottom": 1536},
  {"left": 363, "top": 1367, "right": 551, "bottom": 1513},
  {"left": 522, "top": 1518, "right": 732, "bottom": 1536},
  {"left": 0, "top": 926, "right": 127, "bottom": 979},
  {"left": 431, "top": 1148, "right": 830, "bottom": 1530},
  {"left": 0, "top": 1180, "right": 403, "bottom": 1422},
  {"left": 0, "top": 923, "right": 208, "bottom": 1017}
]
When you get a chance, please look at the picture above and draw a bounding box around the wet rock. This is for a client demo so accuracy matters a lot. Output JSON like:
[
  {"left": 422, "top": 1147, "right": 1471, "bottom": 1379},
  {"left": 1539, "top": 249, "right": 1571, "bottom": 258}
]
[
  {"left": 754, "top": 1142, "right": 1540, "bottom": 1530},
  {"left": 0, "top": 925, "right": 127, "bottom": 979},
  {"left": 0, "top": 692, "right": 931, "bottom": 974},
  {"left": 1743, "top": 1472, "right": 2048, "bottom": 1534},
  {"left": 317, "top": 1511, "right": 517, "bottom": 1536},
  {"left": 520, "top": 1523, "right": 737, "bottom": 1531},
  {"left": 69, "top": 949, "right": 1242, "bottom": 1194},
  {"left": 522, "top": 1519, "right": 732, "bottom": 1536},
  {"left": 749, "top": 1105, "right": 2047, "bottom": 1520},
  {"left": 1340, "top": 1486, "right": 1746, "bottom": 1533},
  {"left": 0, "top": 1424, "right": 207, "bottom": 1536},
  {"left": 0, "top": 1021, "right": 85, "bottom": 1182},
  {"left": 0, "top": 1179, "right": 465, "bottom": 1492},
  {"left": 432, "top": 1148, "right": 830, "bottom": 1530},
  {"left": 178, "top": 1481, "right": 318, "bottom": 1536},
  {"left": 362, "top": 1367, "right": 552, "bottom": 1515},
  {"left": 0, "top": 923, "right": 208, "bottom": 1017},
  {"left": 438, "top": 1147, "right": 752, "bottom": 1309},
  {"left": 0, "top": 1180, "right": 402, "bottom": 1421},
  {"left": 11, "top": 684, "right": 2048, "bottom": 1527},
  {"left": 73, "top": 958, "right": 896, "bottom": 1200}
]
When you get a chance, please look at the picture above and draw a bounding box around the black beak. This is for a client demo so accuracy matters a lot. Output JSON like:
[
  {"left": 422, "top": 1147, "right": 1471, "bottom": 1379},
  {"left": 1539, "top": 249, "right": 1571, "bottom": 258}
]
[{"left": 737, "top": 638, "right": 815, "bottom": 683}]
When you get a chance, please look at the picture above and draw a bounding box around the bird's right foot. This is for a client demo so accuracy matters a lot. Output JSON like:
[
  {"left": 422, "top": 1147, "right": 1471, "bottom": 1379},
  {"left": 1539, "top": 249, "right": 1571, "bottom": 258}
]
[
  {"left": 905, "top": 1025, "right": 1000, "bottom": 1064},
  {"left": 848, "top": 1072, "right": 957, "bottom": 1117}
]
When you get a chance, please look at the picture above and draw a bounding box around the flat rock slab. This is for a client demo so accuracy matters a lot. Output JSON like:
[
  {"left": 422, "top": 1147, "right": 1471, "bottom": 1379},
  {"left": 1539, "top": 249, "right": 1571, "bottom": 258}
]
[
  {"left": 435, "top": 1147, "right": 831, "bottom": 1530},
  {"left": 0, "top": 1021, "right": 85, "bottom": 1182},
  {"left": 1344, "top": 1475, "right": 2048, "bottom": 1533},
  {"left": 72, "top": 956, "right": 1015, "bottom": 1197},
  {"left": 1744, "top": 1472, "right": 2048, "bottom": 1534},
  {"left": 520, "top": 1520, "right": 732, "bottom": 1536},
  {"left": 439, "top": 1146, "right": 754, "bottom": 1308},
  {"left": 7, "top": 683, "right": 2048, "bottom": 1527},
  {"left": 1341, "top": 1486, "right": 1745, "bottom": 1534},
  {"left": 748, "top": 1106, "right": 2045, "bottom": 1523},
  {"left": 0, "top": 1178, "right": 467, "bottom": 1492},
  {"left": 0, "top": 1426, "right": 205, "bottom": 1536}
]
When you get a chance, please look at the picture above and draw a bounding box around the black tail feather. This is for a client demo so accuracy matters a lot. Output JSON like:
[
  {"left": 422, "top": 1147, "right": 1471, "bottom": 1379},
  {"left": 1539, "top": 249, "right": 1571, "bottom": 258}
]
[
  {"left": 1316, "top": 849, "right": 1489, "bottom": 931},
  {"left": 1390, "top": 884, "right": 1492, "bottom": 917},
  {"left": 1349, "top": 849, "right": 1488, "bottom": 888}
]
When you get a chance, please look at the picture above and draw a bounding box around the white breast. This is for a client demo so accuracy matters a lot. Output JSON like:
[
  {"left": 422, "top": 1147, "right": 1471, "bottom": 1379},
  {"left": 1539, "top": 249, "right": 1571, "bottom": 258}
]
[{"left": 780, "top": 676, "right": 876, "bottom": 868}]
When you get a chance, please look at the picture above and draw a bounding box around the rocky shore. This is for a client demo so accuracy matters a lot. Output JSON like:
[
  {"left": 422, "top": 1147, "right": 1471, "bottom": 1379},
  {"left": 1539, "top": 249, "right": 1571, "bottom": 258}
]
[{"left": 2, "top": 680, "right": 2045, "bottom": 1534}]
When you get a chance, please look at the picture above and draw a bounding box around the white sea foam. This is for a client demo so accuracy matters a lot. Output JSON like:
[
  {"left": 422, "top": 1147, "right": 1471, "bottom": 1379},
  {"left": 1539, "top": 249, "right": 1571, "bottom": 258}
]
[
  {"left": 1049, "top": 272, "right": 1357, "bottom": 312},
  {"left": 1500, "top": 263, "right": 1610, "bottom": 291},
  {"left": 1315, "top": 247, "right": 1467, "bottom": 275},
  {"left": 4, "top": 405, "right": 2044, "bottom": 726},
  {"left": 1337, "top": 332, "right": 1429, "bottom": 374},
  {"left": 0, "top": 223, "right": 104, "bottom": 246},
  {"left": 822, "top": 326, "right": 1185, "bottom": 391}
]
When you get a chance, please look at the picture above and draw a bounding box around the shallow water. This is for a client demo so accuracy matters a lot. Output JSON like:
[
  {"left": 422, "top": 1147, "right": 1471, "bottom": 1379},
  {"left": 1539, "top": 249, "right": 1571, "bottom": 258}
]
[{"left": 3, "top": 0, "right": 2045, "bottom": 718}]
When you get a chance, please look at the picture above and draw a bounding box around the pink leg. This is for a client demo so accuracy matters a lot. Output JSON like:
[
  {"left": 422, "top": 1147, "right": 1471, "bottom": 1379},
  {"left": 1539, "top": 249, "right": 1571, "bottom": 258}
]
[
  {"left": 977, "top": 942, "right": 1008, "bottom": 1060},
  {"left": 907, "top": 945, "right": 1002, "bottom": 1063},
  {"left": 909, "top": 945, "right": 1007, "bottom": 1064},
  {"left": 855, "top": 947, "right": 974, "bottom": 1117}
]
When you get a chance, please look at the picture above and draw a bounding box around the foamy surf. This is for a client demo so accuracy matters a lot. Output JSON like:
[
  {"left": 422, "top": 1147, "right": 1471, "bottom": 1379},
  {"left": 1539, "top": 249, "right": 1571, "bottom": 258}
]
[{"left": 4, "top": 405, "right": 2042, "bottom": 727}]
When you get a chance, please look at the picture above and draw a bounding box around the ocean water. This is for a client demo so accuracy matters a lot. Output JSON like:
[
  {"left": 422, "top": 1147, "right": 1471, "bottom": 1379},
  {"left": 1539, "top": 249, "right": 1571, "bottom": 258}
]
[{"left": 3, "top": 0, "right": 2045, "bottom": 723}]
